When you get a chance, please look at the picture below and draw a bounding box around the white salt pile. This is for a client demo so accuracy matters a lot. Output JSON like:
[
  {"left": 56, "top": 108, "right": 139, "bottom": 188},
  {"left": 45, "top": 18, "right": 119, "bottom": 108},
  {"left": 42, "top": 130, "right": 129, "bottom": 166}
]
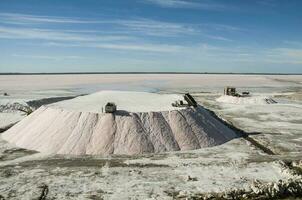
[
  {"left": 2, "top": 91, "right": 237, "bottom": 155},
  {"left": 216, "top": 95, "right": 277, "bottom": 105}
]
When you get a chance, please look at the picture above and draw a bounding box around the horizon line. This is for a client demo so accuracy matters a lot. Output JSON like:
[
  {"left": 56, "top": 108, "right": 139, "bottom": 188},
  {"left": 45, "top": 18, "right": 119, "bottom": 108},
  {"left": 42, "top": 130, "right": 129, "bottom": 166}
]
[{"left": 0, "top": 72, "right": 302, "bottom": 75}]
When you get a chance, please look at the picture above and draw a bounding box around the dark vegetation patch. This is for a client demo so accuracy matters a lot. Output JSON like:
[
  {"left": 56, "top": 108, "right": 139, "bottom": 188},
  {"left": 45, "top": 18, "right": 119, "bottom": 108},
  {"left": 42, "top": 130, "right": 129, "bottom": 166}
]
[
  {"left": 0, "top": 123, "right": 16, "bottom": 133},
  {"left": 0, "top": 168, "right": 17, "bottom": 178},
  {"left": 26, "top": 95, "right": 85, "bottom": 109},
  {"left": 283, "top": 161, "right": 302, "bottom": 176},
  {"left": 165, "top": 178, "right": 302, "bottom": 200},
  {"left": 0, "top": 148, "right": 37, "bottom": 161},
  {"left": 3, "top": 157, "right": 170, "bottom": 169},
  {"left": 37, "top": 184, "right": 48, "bottom": 200}
]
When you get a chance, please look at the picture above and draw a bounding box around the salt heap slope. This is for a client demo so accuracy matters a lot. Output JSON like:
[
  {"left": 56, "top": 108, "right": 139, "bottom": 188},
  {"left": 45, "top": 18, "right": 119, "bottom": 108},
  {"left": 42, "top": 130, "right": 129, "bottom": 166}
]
[{"left": 2, "top": 91, "right": 237, "bottom": 155}]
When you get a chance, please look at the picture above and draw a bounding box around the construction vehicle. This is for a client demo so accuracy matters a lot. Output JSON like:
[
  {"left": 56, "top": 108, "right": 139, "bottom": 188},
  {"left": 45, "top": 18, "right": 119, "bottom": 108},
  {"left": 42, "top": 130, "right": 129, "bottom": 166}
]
[
  {"left": 172, "top": 93, "right": 198, "bottom": 108},
  {"left": 184, "top": 93, "right": 197, "bottom": 107},
  {"left": 105, "top": 102, "right": 117, "bottom": 113},
  {"left": 241, "top": 91, "right": 250, "bottom": 97},
  {"left": 224, "top": 86, "right": 237, "bottom": 96},
  {"left": 172, "top": 100, "right": 187, "bottom": 107},
  {"left": 17, "top": 107, "right": 33, "bottom": 116},
  {"left": 224, "top": 86, "right": 251, "bottom": 97}
]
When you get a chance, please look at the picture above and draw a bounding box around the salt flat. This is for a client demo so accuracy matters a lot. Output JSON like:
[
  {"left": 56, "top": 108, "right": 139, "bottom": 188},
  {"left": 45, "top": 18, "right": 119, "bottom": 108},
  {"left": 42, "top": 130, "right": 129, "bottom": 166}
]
[
  {"left": 1, "top": 74, "right": 301, "bottom": 92},
  {"left": 0, "top": 74, "right": 302, "bottom": 199},
  {"left": 195, "top": 90, "right": 302, "bottom": 155}
]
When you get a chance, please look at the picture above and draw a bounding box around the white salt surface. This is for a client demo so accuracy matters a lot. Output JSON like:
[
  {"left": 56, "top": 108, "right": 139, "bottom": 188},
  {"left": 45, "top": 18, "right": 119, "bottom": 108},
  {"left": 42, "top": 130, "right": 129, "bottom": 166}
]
[
  {"left": 1, "top": 74, "right": 301, "bottom": 91},
  {"left": 216, "top": 95, "right": 277, "bottom": 105},
  {"left": 0, "top": 113, "right": 24, "bottom": 128},
  {"left": 50, "top": 90, "right": 184, "bottom": 113},
  {"left": 0, "top": 99, "right": 28, "bottom": 128},
  {"left": 2, "top": 91, "right": 237, "bottom": 155}
]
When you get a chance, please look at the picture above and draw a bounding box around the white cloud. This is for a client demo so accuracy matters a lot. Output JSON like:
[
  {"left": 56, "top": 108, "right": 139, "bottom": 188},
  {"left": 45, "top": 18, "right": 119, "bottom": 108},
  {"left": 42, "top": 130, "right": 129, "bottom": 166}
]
[
  {"left": 143, "top": 0, "right": 229, "bottom": 10},
  {"left": 115, "top": 19, "right": 198, "bottom": 36},
  {"left": 172, "top": 44, "right": 302, "bottom": 65},
  {"left": 263, "top": 48, "right": 302, "bottom": 64},
  {"left": 93, "top": 43, "right": 183, "bottom": 52},
  {"left": 38, "top": 37, "right": 302, "bottom": 65},
  {"left": 0, "top": 26, "right": 131, "bottom": 42},
  {"left": 44, "top": 41, "right": 183, "bottom": 53},
  {"left": 144, "top": 0, "right": 200, "bottom": 8},
  {"left": 11, "top": 54, "right": 86, "bottom": 61},
  {"left": 0, "top": 12, "right": 243, "bottom": 40},
  {"left": 201, "top": 23, "right": 245, "bottom": 32},
  {"left": 204, "top": 35, "right": 233, "bottom": 42},
  {"left": 0, "top": 13, "right": 199, "bottom": 37},
  {"left": 0, "top": 13, "right": 100, "bottom": 24}
]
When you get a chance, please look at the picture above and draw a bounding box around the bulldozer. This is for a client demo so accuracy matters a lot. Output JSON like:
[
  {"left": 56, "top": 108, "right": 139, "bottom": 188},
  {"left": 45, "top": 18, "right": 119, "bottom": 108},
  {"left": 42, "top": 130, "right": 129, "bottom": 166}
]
[
  {"left": 224, "top": 86, "right": 237, "bottom": 96},
  {"left": 105, "top": 102, "right": 117, "bottom": 113},
  {"left": 224, "top": 86, "right": 250, "bottom": 97}
]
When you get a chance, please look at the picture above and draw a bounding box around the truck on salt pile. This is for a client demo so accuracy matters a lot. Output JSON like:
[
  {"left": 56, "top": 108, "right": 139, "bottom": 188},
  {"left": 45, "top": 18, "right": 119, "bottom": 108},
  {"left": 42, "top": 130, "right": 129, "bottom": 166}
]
[
  {"left": 105, "top": 102, "right": 117, "bottom": 113},
  {"left": 172, "top": 93, "right": 198, "bottom": 108}
]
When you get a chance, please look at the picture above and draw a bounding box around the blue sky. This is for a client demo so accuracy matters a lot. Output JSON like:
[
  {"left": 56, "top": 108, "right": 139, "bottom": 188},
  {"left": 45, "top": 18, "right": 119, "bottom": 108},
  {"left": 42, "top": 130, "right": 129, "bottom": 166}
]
[{"left": 0, "top": 0, "right": 302, "bottom": 73}]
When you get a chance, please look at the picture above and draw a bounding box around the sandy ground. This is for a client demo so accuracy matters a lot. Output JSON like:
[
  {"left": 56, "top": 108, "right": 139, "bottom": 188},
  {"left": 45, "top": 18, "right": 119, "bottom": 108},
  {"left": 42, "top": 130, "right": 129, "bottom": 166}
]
[{"left": 0, "top": 74, "right": 302, "bottom": 199}]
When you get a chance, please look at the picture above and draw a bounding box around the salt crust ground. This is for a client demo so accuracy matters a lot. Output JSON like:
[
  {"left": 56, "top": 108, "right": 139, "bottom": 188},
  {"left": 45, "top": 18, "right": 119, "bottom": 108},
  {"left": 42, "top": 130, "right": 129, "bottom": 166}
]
[
  {"left": 1, "top": 74, "right": 301, "bottom": 91},
  {"left": 0, "top": 75, "right": 301, "bottom": 199},
  {"left": 216, "top": 95, "right": 276, "bottom": 105},
  {"left": 0, "top": 137, "right": 298, "bottom": 200},
  {"left": 2, "top": 91, "right": 237, "bottom": 155}
]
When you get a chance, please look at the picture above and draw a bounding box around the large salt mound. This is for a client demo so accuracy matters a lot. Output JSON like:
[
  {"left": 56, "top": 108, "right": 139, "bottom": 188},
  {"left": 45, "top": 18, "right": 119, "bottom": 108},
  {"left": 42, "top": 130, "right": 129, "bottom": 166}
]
[
  {"left": 216, "top": 95, "right": 277, "bottom": 105},
  {"left": 2, "top": 91, "right": 237, "bottom": 155}
]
